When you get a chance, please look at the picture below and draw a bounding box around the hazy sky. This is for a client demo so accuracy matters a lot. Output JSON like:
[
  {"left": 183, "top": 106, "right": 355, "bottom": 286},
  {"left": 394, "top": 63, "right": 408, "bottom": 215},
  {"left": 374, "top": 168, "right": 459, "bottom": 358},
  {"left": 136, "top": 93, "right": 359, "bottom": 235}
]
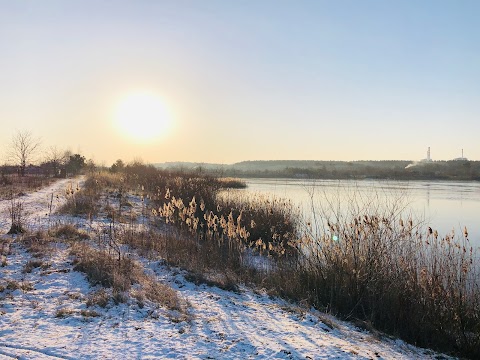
[{"left": 1, "top": 0, "right": 479, "bottom": 165}]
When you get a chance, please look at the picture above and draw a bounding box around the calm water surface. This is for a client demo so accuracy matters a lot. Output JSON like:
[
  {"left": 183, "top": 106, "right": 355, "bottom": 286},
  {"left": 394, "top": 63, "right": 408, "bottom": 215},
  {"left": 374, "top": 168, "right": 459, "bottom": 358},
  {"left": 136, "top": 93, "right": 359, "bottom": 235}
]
[{"left": 239, "top": 178, "right": 480, "bottom": 248}]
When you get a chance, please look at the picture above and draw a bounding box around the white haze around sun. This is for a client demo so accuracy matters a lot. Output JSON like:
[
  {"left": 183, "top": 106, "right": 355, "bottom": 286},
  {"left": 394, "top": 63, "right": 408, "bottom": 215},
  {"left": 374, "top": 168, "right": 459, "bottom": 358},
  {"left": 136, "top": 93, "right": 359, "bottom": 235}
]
[{"left": 113, "top": 91, "right": 172, "bottom": 143}]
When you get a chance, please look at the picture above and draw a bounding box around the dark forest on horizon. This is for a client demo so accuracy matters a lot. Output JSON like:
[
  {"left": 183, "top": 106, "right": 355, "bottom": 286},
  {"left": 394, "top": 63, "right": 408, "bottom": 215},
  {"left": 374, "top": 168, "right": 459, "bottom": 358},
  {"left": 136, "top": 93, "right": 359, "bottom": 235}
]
[{"left": 156, "top": 160, "right": 480, "bottom": 181}]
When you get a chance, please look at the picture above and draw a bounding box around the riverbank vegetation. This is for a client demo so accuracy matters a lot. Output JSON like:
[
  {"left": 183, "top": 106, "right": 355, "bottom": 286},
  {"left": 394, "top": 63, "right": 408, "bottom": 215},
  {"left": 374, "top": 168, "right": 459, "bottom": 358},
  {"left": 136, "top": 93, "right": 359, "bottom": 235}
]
[
  {"left": 3, "top": 161, "right": 479, "bottom": 358},
  {"left": 66, "top": 163, "right": 479, "bottom": 359},
  {"left": 156, "top": 159, "right": 480, "bottom": 181}
]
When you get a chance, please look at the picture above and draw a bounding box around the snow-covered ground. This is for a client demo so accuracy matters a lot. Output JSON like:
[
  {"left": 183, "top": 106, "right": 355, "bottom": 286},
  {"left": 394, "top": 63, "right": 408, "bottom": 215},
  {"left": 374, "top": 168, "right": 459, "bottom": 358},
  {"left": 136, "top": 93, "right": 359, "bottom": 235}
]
[
  {"left": 0, "top": 177, "right": 84, "bottom": 234},
  {"left": 0, "top": 178, "right": 453, "bottom": 359}
]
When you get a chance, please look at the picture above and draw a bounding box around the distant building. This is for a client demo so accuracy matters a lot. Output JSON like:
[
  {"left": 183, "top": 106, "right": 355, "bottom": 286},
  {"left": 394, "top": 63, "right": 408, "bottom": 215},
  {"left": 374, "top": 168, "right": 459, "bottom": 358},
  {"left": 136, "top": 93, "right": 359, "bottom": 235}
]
[
  {"left": 421, "top": 147, "right": 433, "bottom": 162},
  {"left": 453, "top": 149, "right": 468, "bottom": 161}
]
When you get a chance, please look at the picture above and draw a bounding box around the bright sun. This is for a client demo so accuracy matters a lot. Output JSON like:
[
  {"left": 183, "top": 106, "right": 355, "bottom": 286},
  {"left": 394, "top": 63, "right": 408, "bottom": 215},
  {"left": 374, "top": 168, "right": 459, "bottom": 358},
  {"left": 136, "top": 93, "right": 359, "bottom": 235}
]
[{"left": 114, "top": 91, "right": 171, "bottom": 142}]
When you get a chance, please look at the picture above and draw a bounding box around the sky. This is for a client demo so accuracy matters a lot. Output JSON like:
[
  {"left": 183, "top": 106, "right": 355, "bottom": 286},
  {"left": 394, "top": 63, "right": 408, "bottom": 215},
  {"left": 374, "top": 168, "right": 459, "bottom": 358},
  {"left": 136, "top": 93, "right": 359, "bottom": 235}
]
[{"left": 0, "top": 0, "right": 479, "bottom": 165}]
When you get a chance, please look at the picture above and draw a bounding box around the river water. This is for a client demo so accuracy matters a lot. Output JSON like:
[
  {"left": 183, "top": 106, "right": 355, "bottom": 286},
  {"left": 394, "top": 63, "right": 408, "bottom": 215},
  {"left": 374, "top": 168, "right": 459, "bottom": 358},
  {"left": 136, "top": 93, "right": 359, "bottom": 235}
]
[{"left": 238, "top": 178, "right": 480, "bottom": 248}]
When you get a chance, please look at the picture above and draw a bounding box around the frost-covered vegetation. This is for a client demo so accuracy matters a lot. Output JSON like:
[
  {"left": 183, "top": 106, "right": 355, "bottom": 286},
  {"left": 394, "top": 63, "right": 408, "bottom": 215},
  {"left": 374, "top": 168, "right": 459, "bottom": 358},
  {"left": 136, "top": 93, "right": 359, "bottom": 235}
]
[
  {"left": 65, "top": 162, "right": 478, "bottom": 359},
  {"left": 1, "top": 163, "right": 479, "bottom": 358}
]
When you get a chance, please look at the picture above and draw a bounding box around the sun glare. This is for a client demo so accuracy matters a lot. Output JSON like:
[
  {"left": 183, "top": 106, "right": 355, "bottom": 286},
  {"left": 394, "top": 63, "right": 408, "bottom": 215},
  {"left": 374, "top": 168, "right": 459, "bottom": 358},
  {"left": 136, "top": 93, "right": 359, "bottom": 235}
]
[{"left": 114, "top": 91, "right": 171, "bottom": 142}]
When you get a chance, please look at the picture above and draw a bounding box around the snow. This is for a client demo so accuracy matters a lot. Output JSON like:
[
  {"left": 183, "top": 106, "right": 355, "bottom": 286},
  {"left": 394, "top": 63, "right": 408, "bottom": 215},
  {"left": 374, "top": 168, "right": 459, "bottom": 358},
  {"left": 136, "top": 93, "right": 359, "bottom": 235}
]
[
  {"left": 0, "top": 178, "right": 454, "bottom": 359},
  {"left": 0, "top": 177, "right": 83, "bottom": 234}
]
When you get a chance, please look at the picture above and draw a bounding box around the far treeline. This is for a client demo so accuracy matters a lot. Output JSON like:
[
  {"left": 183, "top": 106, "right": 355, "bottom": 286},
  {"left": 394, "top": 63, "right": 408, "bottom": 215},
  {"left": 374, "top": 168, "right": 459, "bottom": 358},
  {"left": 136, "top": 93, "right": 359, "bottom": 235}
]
[{"left": 156, "top": 160, "right": 480, "bottom": 181}]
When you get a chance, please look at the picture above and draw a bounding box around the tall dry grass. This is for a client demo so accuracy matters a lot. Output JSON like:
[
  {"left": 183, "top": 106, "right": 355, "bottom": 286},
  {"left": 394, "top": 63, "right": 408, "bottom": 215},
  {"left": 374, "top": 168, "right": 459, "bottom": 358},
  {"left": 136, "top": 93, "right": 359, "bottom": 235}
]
[
  {"left": 58, "top": 172, "right": 125, "bottom": 217},
  {"left": 0, "top": 174, "right": 55, "bottom": 200},
  {"left": 83, "top": 164, "right": 479, "bottom": 358},
  {"left": 70, "top": 242, "right": 186, "bottom": 315},
  {"left": 291, "top": 187, "right": 480, "bottom": 357}
]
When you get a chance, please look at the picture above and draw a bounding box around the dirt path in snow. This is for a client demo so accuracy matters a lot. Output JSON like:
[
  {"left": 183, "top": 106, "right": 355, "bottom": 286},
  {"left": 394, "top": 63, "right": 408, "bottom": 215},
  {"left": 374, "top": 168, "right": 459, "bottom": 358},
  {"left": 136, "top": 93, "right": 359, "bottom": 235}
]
[{"left": 0, "top": 177, "right": 84, "bottom": 235}]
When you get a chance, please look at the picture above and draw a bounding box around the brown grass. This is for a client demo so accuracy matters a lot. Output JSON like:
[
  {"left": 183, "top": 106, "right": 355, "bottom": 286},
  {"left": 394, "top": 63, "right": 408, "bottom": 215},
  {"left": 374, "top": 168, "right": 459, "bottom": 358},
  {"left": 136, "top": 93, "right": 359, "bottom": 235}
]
[
  {"left": 57, "top": 192, "right": 99, "bottom": 217},
  {"left": 49, "top": 224, "right": 89, "bottom": 241},
  {"left": 70, "top": 242, "right": 186, "bottom": 314},
  {"left": 3, "top": 280, "right": 34, "bottom": 292},
  {"left": 80, "top": 309, "right": 100, "bottom": 318},
  {"left": 23, "top": 259, "right": 50, "bottom": 273},
  {"left": 86, "top": 289, "right": 110, "bottom": 308},
  {"left": 20, "top": 231, "right": 53, "bottom": 258},
  {"left": 75, "top": 165, "right": 479, "bottom": 358},
  {"left": 281, "top": 190, "right": 480, "bottom": 358},
  {"left": 55, "top": 308, "right": 75, "bottom": 318},
  {"left": 217, "top": 177, "right": 247, "bottom": 189},
  {"left": 70, "top": 242, "right": 138, "bottom": 291},
  {"left": 0, "top": 175, "right": 56, "bottom": 201}
]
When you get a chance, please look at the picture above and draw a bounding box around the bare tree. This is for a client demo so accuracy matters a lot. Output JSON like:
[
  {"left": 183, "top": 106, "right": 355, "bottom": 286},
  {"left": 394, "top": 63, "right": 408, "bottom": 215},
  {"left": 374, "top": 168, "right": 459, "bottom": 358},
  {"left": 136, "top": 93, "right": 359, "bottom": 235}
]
[
  {"left": 43, "top": 146, "right": 67, "bottom": 177},
  {"left": 7, "top": 130, "right": 41, "bottom": 177}
]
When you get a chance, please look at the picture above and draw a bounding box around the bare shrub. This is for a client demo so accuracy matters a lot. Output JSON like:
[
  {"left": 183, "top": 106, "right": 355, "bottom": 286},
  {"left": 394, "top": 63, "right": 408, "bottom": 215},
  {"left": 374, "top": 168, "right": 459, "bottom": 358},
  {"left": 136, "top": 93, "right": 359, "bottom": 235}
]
[
  {"left": 80, "top": 309, "right": 100, "bottom": 318},
  {"left": 5, "top": 280, "right": 34, "bottom": 292},
  {"left": 86, "top": 289, "right": 110, "bottom": 308},
  {"left": 58, "top": 192, "right": 98, "bottom": 217},
  {"left": 70, "top": 243, "right": 138, "bottom": 291},
  {"left": 57, "top": 178, "right": 100, "bottom": 217},
  {"left": 7, "top": 195, "right": 26, "bottom": 234},
  {"left": 131, "top": 289, "right": 145, "bottom": 308},
  {"left": 21, "top": 231, "right": 52, "bottom": 258},
  {"left": 22, "top": 259, "right": 48, "bottom": 273},
  {"left": 1, "top": 238, "right": 12, "bottom": 266},
  {"left": 55, "top": 308, "right": 75, "bottom": 318},
  {"left": 112, "top": 289, "right": 129, "bottom": 304},
  {"left": 142, "top": 277, "right": 183, "bottom": 311},
  {"left": 117, "top": 229, "right": 160, "bottom": 258},
  {"left": 49, "top": 224, "right": 89, "bottom": 241},
  {"left": 71, "top": 242, "right": 185, "bottom": 314},
  {"left": 66, "top": 291, "right": 82, "bottom": 300},
  {"left": 5, "top": 280, "right": 20, "bottom": 291}
]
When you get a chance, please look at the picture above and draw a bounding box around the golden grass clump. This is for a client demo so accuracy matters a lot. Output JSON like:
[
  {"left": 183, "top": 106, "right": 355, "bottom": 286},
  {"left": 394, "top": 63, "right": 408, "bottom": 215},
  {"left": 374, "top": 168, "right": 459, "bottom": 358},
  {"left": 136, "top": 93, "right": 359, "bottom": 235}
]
[
  {"left": 217, "top": 177, "right": 247, "bottom": 189},
  {"left": 49, "top": 224, "right": 89, "bottom": 241},
  {"left": 20, "top": 231, "right": 53, "bottom": 258},
  {"left": 70, "top": 242, "right": 186, "bottom": 314}
]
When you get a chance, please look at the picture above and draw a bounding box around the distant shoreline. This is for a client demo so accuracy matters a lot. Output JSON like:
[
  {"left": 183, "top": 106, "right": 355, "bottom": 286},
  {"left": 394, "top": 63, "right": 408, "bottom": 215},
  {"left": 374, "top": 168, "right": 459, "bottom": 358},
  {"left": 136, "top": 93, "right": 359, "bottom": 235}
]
[{"left": 154, "top": 159, "right": 480, "bottom": 182}]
